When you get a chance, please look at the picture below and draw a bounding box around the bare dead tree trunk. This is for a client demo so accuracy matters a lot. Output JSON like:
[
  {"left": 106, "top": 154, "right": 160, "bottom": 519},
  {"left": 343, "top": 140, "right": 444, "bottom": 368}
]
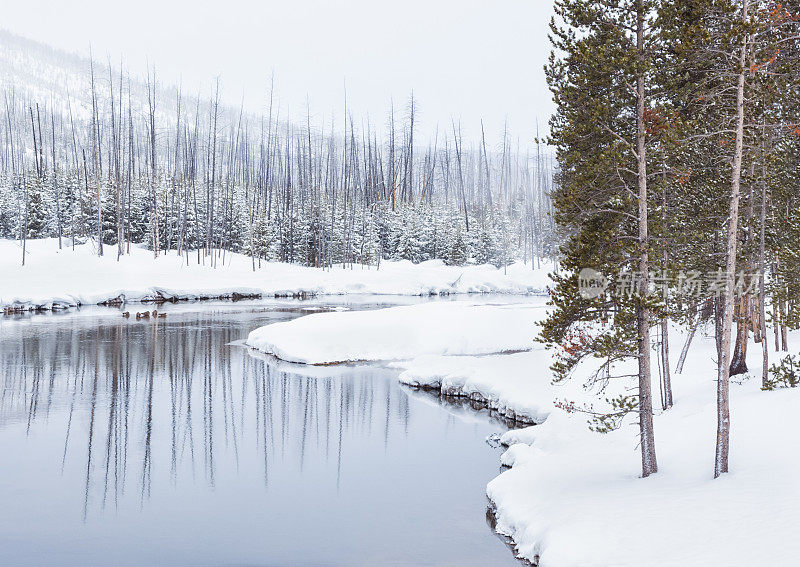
[
  {"left": 29, "top": 106, "right": 40, "bottom": 178},
  {"left": 676, "top": 311, "right": 700, "bottom": 374},
  {"left": 147, "top": 68, "right": 159, "bottom": 258},
  {"left": 90, "top": 56, "right": 103, "bottom": 256},
  {"left": 50, "top": 112, "right": 62, "bottom": 249},
  {"left": 452, "top": 120, "right": 470, "bottom": 234},
  {"left": 22, "top": 169, "right": 28, "bottom": 266},
  {"left": 109, "top": 59, "right": 123, "bottom": 260},
  {"left": 481, "top": 120, "right": 492, "bottom": 210}
]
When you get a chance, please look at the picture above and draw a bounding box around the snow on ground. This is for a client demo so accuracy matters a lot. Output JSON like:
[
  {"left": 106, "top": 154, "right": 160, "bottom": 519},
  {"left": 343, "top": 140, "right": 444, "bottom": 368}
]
[
  {"left": 487, "top": 327, "right": 800, "bottom": 567},
  {"left": 395, "top": 351, "right": 557, "bottom": 424},
  {"left": 0, "top": 238, "right": 551, "bottom": 310},
  {"left": 245, "top": 296, "right": 800, "bottom": 567},
  {"left": 8, "top": 238, "right": 794, "bottom": 566},
  {"left": 246, "top": 301, "right": 545, "bottom": 364}
]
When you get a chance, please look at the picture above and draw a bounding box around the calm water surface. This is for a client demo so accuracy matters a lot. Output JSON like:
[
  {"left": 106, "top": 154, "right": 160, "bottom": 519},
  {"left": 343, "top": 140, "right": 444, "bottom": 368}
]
[{"left": 0, "top": 300, "right": 523, "bottom": 566}]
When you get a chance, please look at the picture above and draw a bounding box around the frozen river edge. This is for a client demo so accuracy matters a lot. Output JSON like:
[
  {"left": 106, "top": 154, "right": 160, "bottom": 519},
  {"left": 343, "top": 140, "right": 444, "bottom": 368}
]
[{"left": 245, "top": 298, "right": 800, "bottom": 567}]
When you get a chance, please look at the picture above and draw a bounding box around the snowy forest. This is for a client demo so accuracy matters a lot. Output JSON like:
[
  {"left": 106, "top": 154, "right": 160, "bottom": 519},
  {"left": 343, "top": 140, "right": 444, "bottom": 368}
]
[
  {"left": 542, "top": 0, "right": 800, "bottom": 479},
  {"left": 3, "top": 0, "right": 800, "bottom": 564},
  {"left": 0, "top": 32, "right": 556, "bottom": 270}
]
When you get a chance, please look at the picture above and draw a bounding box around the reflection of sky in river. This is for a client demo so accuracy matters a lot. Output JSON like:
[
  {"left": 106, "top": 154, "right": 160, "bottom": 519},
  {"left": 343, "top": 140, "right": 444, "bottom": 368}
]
[{"left": 0, "top": 303, "right": 524, "bottom": 566}]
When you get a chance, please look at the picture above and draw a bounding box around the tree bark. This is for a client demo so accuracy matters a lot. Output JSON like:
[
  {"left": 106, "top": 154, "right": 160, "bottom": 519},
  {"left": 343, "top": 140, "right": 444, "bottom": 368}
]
[
  {"left": 635, "top": 1, "right": 657, "bottom": 477},
  {"left": 730, "top": 295, "right": 749, "bottom": 376},
  {"left": 780, "top": 298, "right": 788, "bottom": 351},
  {"left": 715, "top": 0, "right": 748, "bottom": 479},
  {"left": 676, "top": 312, "right": 699, "bottom": 375},
  {"left": 758, "top": 176, "right": 768, "bottom": 387},
  {"left": 773, "top": 262, "right": 781, "bottom": 352}
]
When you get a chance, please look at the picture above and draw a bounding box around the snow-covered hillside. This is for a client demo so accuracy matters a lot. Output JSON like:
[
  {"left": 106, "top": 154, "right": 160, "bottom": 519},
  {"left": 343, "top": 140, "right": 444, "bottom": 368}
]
[{"left": 0, "top": 30, "right": 209, "bottom": 129}]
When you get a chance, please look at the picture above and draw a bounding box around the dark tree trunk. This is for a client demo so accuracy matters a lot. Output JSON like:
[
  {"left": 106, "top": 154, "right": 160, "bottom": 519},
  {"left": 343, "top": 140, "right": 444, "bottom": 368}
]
[{"left": 729, "top": 295, "right": 749, "bottom": 376}]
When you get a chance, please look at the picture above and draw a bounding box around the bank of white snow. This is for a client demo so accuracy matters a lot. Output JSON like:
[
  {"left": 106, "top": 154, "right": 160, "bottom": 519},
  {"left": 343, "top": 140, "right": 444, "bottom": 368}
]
[
  {"left": 395, "top": 351, "right": 557, "bottom": 424},
  {"left": 246, "top": 301, "right": 545, "bottom": 364},
  {"left": 418, "top": 322, "right": 800, "bottom": 567},
  {"left": 245, "top": 299, "right": 800, "bottom": 567},
  {"left": 0, "top": 238, "right": 550, "bottom": 310},
  {"left": 487, "top": 326, "right": 800, "bottom": 567}
]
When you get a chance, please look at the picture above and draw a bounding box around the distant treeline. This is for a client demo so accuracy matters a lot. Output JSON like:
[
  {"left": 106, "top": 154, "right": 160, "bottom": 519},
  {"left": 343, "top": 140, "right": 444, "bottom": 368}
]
[{"left": 0, "top": 58, "right": 558, "bottom": 268}]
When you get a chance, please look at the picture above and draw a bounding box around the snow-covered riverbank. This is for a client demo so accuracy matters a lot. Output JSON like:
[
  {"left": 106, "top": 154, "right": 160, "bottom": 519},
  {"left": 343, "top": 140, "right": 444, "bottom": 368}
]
[
  {"left": 245, "top": 298, "right": 800, "bottom": 567},
  {"left": 396, "top": 351, "right": 555, "bottom": 424},
  {"left": 0, "top": 239, "right": 550, "bottom": 311},
  {"left": 246, "top": 301, "right": 545, "bottom": 365},
  {"left": 486, "top": 327, "right": 800, "bottom": 567}
]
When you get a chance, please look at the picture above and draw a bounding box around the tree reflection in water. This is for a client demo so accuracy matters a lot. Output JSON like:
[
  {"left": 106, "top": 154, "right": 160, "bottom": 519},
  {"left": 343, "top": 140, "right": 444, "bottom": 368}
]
[
  {"left": 0, "top": 313, "right": 410, "bottom": 519},
  {"left": 0, "top": 307, "right": 529, "bottom": 567}
]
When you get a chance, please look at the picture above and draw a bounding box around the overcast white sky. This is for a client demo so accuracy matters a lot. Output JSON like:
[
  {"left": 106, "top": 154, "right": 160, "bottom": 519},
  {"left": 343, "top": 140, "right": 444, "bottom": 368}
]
[{"left": 3, "top": 0, "right": 555, "bottom": 146}]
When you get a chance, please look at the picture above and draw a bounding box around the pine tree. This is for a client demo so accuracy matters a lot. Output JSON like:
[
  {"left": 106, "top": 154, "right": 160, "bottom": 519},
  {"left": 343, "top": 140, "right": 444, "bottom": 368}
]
[
  {"left": 473, "top": 224, "right": 499, "bottom": 266},
  {"left": 658, "top": 0, "right": 797, "bottom": 476},
  {"left": 26, "top": 174, "right": 49, "bottom": 239},
  {"left": 541, "top": 0, "right": 660, "bottom": 477},
  {"left": 446, "top": 225, "right": 469, "bottom": 266},
  {"left": 101, "top": 183, "right": 118, "bottom": 245}
]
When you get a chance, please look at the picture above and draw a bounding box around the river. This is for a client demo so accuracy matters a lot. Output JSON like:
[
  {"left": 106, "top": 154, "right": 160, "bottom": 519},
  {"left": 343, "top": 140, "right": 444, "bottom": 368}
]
[{"left": 0, "top": 299, "right": 525, "bottom": 566}]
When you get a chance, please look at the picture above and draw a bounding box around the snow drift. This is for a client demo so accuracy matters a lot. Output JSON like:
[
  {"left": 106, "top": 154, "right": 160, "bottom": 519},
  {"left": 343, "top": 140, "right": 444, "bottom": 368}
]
[{"left": 245, "top": 301, "right": 544, "bottom": 364}]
